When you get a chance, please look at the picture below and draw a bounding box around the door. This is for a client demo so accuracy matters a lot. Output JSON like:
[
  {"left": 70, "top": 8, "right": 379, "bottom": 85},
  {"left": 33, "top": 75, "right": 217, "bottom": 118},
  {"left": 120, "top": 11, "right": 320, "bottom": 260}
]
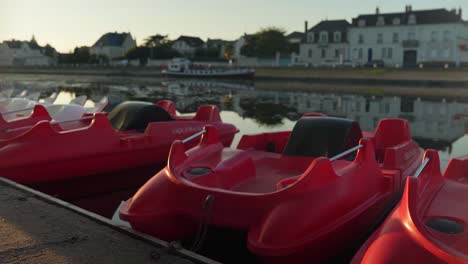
[
  {"left": 367, "top": 48, "right": 373, "bottom": 62},
  {"left": 403, "top": 50, "right": 417, "bottom": 67}
]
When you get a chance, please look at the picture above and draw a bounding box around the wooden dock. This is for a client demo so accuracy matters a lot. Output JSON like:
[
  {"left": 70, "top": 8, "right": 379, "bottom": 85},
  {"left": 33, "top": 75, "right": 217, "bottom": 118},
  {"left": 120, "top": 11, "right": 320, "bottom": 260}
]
[{"left": 0, "top": 178, "right": 219, "bottom": 264}]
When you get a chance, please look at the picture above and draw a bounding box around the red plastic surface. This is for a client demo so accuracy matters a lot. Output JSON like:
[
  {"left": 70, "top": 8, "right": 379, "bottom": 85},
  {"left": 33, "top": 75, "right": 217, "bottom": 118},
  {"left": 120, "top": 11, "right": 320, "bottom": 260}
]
[
  {"left": 0, "top": 101, "right": 238, "bottom": 185},
  {"left": 0, "top": 104, "right": 51, "bottom": 132},
  {"left": 120, "top": 117, "right": 423, "bottom": 263},
  {"left": 352, "top": 152, "right": 468, "bottom": 264}
]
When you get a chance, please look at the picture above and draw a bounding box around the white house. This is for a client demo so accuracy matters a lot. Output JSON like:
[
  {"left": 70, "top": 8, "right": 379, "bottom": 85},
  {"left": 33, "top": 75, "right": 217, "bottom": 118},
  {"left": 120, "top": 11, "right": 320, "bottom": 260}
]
[
  {"left": 232, "top": 34, "right": 254, "bottom": 60},
  {"left": 299, "top": 20, "right": 351, "bottom": 66},
  {"left": 90, "top": 32, "right": 137, "bottom": 59},
  {"left": 0, "top": 39, "right": 56, "bottom": 66},
  {"left": 171, "top": 36, "right": 205, "bottom": 56},
  {"left": 349, "top": 6, "right": 468, "bottom": 67}
]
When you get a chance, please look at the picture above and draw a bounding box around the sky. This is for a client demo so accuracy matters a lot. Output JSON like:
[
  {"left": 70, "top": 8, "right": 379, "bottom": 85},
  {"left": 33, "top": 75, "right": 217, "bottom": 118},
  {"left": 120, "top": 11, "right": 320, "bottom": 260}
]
[{"left": 1, "top": 0, "right": 468, "bottom": 53}]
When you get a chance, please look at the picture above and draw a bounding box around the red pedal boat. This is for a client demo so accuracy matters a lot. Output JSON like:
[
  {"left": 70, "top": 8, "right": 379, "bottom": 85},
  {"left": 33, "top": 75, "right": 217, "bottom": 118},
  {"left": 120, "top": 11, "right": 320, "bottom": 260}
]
[
  {"left": 120, "top": 116, "right": 423, "bottom": 263},
  {"left": 351, "top": 151, "right": 468, "bottom": 264},
  {"left": 0, "top": 100, "right": 237, "bottom": 209}
]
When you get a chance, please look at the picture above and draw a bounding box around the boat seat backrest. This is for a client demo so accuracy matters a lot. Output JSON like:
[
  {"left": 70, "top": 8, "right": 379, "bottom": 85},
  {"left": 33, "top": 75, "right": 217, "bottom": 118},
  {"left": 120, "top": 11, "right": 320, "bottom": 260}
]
[
  {"left": 108, "top": 101, "right": 173, "bottom": 132},
  {"left": 373, "top": 118, "right": 411, "bottom": 159},
  {"left": 156, "top": 100, "right": 177, "bottom": 117},
  {"left": 194, "top": 105, "right": 221, "bottom": 122},
  {"left": 283, "top": 117, "right": 362, "bottom": 158}
]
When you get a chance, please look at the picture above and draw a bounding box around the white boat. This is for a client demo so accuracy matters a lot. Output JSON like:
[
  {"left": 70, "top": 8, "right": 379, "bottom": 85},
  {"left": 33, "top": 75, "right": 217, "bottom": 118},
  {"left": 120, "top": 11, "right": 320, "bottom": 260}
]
[{"left": 162, "top": 58, "right": 255, "bottom": 79}]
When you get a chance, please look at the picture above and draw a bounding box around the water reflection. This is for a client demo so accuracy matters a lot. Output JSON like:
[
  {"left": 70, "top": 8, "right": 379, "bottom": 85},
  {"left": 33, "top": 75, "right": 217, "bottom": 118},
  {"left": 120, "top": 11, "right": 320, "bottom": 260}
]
[{"left": 2, "top": 76, "right": 467, "bottom": 167}]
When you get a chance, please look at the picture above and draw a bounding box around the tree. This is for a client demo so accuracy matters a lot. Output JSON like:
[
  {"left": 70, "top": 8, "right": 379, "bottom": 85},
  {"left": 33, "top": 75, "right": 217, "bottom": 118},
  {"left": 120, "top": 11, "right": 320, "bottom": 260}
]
[
  {"left": 73, "top": 47, "right": 91, "bottom": 63},
  {"left": 194, "top": 47, "right": 221, "bottom": 61},
  {"left": 144, "top": 34, "right": 169, "bottom": 47},
  {"left": 139, "top": 34, "right": 181, "bottom": 60},
  {"left": 240, "top": 27, "right": 290, "bottom": 58}
]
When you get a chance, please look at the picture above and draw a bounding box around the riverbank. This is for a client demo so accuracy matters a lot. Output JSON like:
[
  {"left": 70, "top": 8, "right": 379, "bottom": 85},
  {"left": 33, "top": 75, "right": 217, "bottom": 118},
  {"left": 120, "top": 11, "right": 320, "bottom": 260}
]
[
  {"left": 0, "top": 177, "right": 217, "bottom": 264},
  {"left": 255, "top": 82, "right": 468, "bottom": 101},
  {"left": 2, "top": 66, "right": 468, "bottom": 88}
]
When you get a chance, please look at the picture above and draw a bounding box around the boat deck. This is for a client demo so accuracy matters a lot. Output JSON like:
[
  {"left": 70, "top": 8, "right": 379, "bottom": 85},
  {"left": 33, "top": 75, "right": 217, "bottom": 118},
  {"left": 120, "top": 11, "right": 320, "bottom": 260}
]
[{"left": 0, "top": 177, "right": 218, "bottom": 264}]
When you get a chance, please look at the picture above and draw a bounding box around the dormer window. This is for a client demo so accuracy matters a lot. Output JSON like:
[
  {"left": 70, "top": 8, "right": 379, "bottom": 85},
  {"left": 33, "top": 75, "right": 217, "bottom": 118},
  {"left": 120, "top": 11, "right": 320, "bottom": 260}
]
[
  {"left": 376, "top": 16, "right": 385, "bottom": 26},
  {"left": 320, "top": 31, "right": 328, "bottom": 43},
  {"left": 307, "top": 33, "right": 314, "bottom": 43},
  {"left": 408, "top": 14, "right": 416, "bottom": 25},
  {"left": 334, "top": 32, "right": 342, "bottom": 42},
  {"left": 358, "top": 19, "right": 366, "bottom": 27},
  {"left": 393, "top": 18, "right": 401, "bottom": 25}
]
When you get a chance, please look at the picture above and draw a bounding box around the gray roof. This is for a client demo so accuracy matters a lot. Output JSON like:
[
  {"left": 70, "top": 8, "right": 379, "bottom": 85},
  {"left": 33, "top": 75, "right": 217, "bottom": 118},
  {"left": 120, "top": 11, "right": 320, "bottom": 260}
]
[
  {"left": 352, "top": 8, "right": 464, "bottom": 26},
  {"left": 308, "top": 20, "right": 351, "bottom": 32},
  {"left": 92, "top": 32, "right": 131, "bottom": 47},
  {"left": 174, "top": 36, "right": 205, "bottom": 47},
  {"left": 287, "top": 31, "right": 305, "bottom": 39},
  {"left": 4, "top": 40, "right": 42, "bottom": 50}
]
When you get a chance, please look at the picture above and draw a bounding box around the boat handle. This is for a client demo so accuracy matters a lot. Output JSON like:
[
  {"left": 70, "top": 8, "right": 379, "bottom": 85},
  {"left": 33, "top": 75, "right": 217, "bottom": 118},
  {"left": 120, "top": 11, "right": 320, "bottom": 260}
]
[
  {"left": 330, "top": 144, "right": 364, "bottom": 161},
  {"left": 414, "top": 157, "right": 430, "bottom": 178},
  {"left": 182, "top": 130, "right": 206, "bottom": 144},
  {"left": 1, "top": 107, "right": 36, "bottom": 115}
]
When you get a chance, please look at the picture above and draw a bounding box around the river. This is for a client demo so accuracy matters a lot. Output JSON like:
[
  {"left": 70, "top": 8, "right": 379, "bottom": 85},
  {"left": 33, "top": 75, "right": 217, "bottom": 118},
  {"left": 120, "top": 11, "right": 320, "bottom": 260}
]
[{"left": 1, "top": 73, "right": 467, "bottom": 169}]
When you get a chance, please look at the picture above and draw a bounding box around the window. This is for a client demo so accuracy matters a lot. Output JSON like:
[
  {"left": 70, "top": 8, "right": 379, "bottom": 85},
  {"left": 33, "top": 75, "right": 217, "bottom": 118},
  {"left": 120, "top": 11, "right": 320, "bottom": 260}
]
[
  {"left": 443, "top": 31, "right": 451, "bottom": 42},
  {"left": 431, "top": 31, "right": 438, "bottom": 42},
  {"left": 334, "top": 32, "right": 341, "bottom": 42},
  {"left": 377, "top": 16, "right": 385, "bottom": 26},
  {"left": 358, "top": 19, "right": 366, "bottom": 27},
  {"left": 393, "top": 33, "right": 399, "bottom": 43},
  {"left": 431, "top": 49, "right": 438, "bottom": 58},
  {"left": 320, "top": 32, "right": 328, "bottom": 43},
  {"left": 358, "top": 48, "right": 363, "bottom": 59},
  {"left": 358, "top": 34, "right": 364, "bottom": 44},
  {"left": 387, "top": 48, "right": 393, "bottom": 59},
  {"left": 335, "top": 49, "right": 340, "bottom": 58},
  {"left": 408, "top": 31, "right": 416, "bottom": 40},
  {"left": 408, "top": 14, "right": 417, "bottom": 25},
  {"left": 321, "top": 49, "right": 326, "bottom": 58},
  {"left": 377, "top": 33, "right": 383, "bottom": 44},
  {"left": 308, "top": 33, "right": 314, "bottom": 43},
  {"left": 381, "top": 48, "right": 386, "bottom": 59},
  {"left": 308, "top": 49, "right": 313, "bottom": 58},
  {"left": 443, "top": 48, "right": 450, "bottom": 58},
  {"left": 393, "top": 18, "right": 401, "bottom": 25}
]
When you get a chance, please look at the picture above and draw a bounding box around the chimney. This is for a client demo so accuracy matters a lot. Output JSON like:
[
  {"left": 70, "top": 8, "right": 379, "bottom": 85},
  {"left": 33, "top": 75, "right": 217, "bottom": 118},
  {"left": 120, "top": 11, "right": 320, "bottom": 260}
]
[
  {"left": 459, "top": 7, "right": 463, "bottom": 19},
  {"left": 408, "top": 5, "right": 412, "bottom": 12},
  {"left": 305, "top": 21, "right": 309, "bottom": 34},
  {"left": 376, "top": 7, "right": 380, "bottom": 15}
]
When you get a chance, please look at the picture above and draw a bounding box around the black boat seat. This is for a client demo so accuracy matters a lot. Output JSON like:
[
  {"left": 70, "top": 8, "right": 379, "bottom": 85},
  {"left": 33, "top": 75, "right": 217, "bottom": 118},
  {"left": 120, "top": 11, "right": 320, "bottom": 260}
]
[
  {"left": 283, "top": 117, "right": 362, "bottom": 158},
  {"left": 108, "top": 101, "right": 173, "bottom": 132}
]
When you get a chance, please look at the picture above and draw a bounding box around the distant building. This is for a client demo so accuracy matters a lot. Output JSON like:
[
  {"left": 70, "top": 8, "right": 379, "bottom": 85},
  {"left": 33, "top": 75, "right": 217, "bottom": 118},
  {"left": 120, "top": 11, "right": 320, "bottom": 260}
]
[
  {"left": 0, "top": 37, "right": 57, "bottom": 66},
  {"left": 299, "top": 20, "right": 351, "bottom": 66},
  {"left": 286, "top": 32, "right": 305, "bottom": 44},
  {"left": 171, "top": 36, "right": 205, "bottom": 56},
  {"left": 232, "top": 34, "right": 254, "bottom": 60},
  {"left": 90, "top": 32, "right": 136, "bottom": 59},
  {"left": 349, "top": 6, "right": 468, "bottom": 67}
]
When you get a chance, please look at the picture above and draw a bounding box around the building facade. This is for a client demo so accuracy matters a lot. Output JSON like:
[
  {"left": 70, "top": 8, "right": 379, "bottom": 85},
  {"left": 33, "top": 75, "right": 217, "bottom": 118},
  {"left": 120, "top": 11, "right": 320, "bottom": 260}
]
[
  {"left": 90, "top": 32, "right": 137, "bottom": 59},
  {"left": 171, "top": 36, "right": 205, "bottom": 56},
  {"left": 349, "top": 6, "right": 468, "bottom": 67},
  {"left": 0, "top": 39, "right": 56, "bottom": 66},
  {"left": 299, "top": 20, "right": 351, "bottom": 66}
]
